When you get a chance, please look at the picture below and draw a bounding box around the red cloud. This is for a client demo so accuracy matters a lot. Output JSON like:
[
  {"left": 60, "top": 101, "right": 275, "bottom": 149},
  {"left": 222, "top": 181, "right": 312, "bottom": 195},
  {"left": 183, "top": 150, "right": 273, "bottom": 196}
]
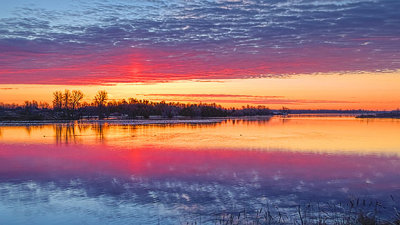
[{"left": 0, "top": 44, "right": 395, "bottom": 85}]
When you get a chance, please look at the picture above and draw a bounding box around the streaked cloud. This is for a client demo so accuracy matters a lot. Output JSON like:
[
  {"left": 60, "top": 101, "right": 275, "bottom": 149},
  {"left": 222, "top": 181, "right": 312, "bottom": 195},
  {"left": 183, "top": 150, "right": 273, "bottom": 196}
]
[
  {"left": 0, "top": 0, "right": 399, "bottom": 84},
  {"left": 141, "top": 94, "right": 283, "bottom": 98},
  {"left": 141, "top": 93, "right": 356, "bottom": 105}
]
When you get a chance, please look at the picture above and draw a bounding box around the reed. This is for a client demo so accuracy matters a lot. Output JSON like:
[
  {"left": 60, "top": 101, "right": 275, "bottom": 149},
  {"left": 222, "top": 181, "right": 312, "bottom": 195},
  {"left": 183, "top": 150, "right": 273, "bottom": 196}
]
[{"left": 184, "top": 197, "right": 400, "bottom": 225}]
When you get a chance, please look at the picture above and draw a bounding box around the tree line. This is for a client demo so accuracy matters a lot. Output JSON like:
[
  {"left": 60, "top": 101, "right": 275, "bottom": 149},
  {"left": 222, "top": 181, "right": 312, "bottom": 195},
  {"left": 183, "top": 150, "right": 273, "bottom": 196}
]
[{"left": 0, "top": 90, "right": 273, "bottom": 121}]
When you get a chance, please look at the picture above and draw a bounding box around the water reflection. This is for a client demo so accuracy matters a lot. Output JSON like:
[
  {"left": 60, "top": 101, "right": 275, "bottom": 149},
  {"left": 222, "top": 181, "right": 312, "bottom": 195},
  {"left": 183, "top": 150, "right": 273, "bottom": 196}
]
[
  {"left": 52, "top": 124, "right": 107, "bottom": 145},
  {"left": 0, "top": 116, "right": 399, "bottom": 224},
  {"left": 1, "top": 116, "right": 399, "bottom": 155},
  {"left": 54, "top": 125, "right": 77, "bottom": 145}
]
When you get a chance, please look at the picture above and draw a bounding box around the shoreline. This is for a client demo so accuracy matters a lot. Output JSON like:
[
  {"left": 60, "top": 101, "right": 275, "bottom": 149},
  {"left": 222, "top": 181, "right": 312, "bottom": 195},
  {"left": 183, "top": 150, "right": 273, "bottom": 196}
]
[
  {"left": 1, "top": 113, "right": 400, "bottom": 126},
  {"left": 0, "top": 116, "right": 274, "bottom": 126},
  {"left": 0, "top": 118, "right": 230, "bottom": 126}
]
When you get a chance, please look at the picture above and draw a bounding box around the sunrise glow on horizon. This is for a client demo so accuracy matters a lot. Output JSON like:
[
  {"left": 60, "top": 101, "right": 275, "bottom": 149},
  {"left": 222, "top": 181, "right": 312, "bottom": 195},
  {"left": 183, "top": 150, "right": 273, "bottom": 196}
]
[{"left": 1, "top": 0, "right": 399, "bottom": 110}]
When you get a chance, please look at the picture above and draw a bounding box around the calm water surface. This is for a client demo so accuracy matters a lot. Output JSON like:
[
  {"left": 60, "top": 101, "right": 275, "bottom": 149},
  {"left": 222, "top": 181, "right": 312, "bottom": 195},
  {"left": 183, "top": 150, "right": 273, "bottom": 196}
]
[{"left": 0, "top": 116, "right": 399, "bottom": 224}]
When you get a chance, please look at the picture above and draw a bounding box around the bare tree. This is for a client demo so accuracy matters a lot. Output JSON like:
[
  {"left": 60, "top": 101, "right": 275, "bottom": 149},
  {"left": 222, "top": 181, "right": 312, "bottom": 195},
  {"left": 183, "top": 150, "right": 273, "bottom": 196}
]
[
  {"left": 70, "top": 90, "right": 84, "bottom": 110},
  {"left": 94, "top": 90, "right": 108, "bottom": 119},
  {"left": 53, "top": 91, "right": 63, "bottom": 109},
  {"left": 63, "top": 89, "right": 72, "bottom": 109},
  {"left": 94, "top": 90, "right": 108, "bottom": 107},
  {"left": 39, "top": 102, "right": 50, "bottom": 109}
]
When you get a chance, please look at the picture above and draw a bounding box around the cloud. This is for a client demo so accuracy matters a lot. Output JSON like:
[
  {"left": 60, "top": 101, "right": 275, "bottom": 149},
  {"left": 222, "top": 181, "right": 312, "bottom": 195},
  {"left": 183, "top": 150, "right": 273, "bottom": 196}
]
[
  {"left": 141, "top": 94, "right": 284, "bottom": 98},
  {"left": 141, "top": 93, "right": 356, "bottom": 105},
  {"left": 149, "top": 98, "right": 356, "bottom": 105},
  {"left": 0, "top": 0, "right": 399, "bottom": 84},
  {"left": 0, "top": 88, "right": 18, "bottom": 90}
]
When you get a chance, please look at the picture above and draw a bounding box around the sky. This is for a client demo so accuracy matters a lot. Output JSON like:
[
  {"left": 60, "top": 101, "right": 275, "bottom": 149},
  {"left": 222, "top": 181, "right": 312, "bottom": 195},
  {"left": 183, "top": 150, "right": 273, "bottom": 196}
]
[{"left": 0, "top": 0, "right": 399, "bottom": 109}]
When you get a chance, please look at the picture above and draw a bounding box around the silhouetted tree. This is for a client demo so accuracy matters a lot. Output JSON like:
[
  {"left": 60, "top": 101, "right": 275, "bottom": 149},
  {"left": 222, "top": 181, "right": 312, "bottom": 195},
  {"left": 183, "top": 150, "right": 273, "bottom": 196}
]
[
  {"left": 63, "top": 89, "right": 72, "bottom": 110},
  {"left": 94, "top": 90, "right": 108, "bottom": 119},
  {"left": 53, "top": 91, "right": 63, "bottom": 109},
  {"left": 39, "top": 102, "right": 50, "bottom": 109},
  {"left": 68, "top": 90, "right": 84, "bottom": 119},
  {"left": 2, "top": 89, "right": 279, "bottom": 121},
  {"left": 280, "top": 107, "right": 290, "bottom": 115},
  {"left": 70, "top": 90, "right": 84, "bottom": 110},
  {"left": 94, "top": 90, "right": 108, "bottom": 107}
]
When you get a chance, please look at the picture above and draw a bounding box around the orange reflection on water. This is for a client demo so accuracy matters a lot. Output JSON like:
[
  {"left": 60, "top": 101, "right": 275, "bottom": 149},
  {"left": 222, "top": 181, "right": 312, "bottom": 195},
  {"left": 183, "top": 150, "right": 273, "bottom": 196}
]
[{"left": 0, "top": 116, "right": 399, "bottom": 156}]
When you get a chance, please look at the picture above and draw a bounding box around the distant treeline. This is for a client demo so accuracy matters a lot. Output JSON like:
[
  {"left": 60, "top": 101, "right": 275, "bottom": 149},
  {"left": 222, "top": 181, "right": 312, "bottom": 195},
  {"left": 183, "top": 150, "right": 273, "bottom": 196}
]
[
  {"left": 1, "top": 90, "right": 396, "bottom": 121},
  {"left": 0, "top": 90, "right": 273, "bottom": 120},
  {"left": 356, "top": 110, "right": 400, "bottom": 118}
]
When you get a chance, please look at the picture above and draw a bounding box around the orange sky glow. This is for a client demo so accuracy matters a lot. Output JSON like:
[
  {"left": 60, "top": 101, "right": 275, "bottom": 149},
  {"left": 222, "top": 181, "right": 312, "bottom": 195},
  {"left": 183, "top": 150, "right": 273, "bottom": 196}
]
[{"left": 1, "top": 71, "right": 399, "bottom": 110}]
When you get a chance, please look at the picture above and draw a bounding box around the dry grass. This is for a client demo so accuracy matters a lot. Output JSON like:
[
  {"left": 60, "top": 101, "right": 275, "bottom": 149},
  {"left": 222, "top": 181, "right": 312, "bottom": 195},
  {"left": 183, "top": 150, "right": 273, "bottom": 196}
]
[{"left": 183, "top": 196, "right": 400, "bottom": 225}]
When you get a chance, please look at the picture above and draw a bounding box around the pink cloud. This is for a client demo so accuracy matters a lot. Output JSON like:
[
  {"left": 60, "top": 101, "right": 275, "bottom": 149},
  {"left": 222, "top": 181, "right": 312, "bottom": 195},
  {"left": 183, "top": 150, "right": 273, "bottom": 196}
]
[{"left": 0, "top": 44, "right": 396, "bottom": 85}]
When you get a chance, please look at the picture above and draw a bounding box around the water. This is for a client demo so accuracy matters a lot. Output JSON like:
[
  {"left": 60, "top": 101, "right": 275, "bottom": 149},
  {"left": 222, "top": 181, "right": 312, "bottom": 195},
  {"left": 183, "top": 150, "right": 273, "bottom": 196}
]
[{"left": 0, "top": 116, "right": 399, "bottom": 224}]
